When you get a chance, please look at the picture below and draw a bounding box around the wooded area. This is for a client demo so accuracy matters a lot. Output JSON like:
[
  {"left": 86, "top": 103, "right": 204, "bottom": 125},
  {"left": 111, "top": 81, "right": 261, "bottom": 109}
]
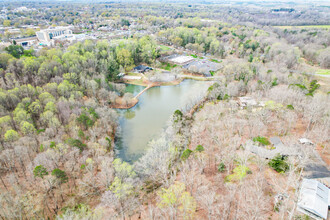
[{"left": 0, "top": 0, "right": 329, "bottom": 219}]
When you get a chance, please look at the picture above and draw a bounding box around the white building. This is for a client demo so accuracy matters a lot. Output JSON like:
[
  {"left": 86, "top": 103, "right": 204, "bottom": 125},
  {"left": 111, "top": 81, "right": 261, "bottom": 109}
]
[
  {"left": 13, "top": 7, "right": 34, "bottom": 13},
  {"left": 36, "top": 27, "right": 73, "bottom": 43},
  {"left": 7, "top": 28, "right": 21, "bottom": 34},
  {"left": 168, "top": 55, "right": 195, "bottom": 65},
  {"left": 297, "top": 179, "right": 330, "bottom": 220}
]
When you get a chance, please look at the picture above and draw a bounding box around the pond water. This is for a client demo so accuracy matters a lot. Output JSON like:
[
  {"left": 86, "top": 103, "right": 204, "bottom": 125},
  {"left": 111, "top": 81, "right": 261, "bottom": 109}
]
[{"left": 115, "top": 80, "right": 211, "bottom": 162}]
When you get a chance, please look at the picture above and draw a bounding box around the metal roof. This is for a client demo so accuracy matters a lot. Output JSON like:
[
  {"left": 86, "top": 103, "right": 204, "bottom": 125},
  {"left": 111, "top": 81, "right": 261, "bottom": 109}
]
[
  {"left": 299, "top": 138, "right": 314, "bottom": 145},
  {"left": 133, "top": 65, "right": 152, "bottom": 71},
  {"left": 270, "top": 137, "right": 283, "bottom": 146},
  {"left": 297, "top": 179, "right": 329, "bottom": 220}
]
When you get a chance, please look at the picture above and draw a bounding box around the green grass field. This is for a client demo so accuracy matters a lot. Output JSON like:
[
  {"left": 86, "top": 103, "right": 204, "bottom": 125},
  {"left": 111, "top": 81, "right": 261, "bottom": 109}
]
[
  {"left": 159, "top": 45, "right": 172, "bottom": 51},
  {"left": 160, "top": 62, "right": 177, "bottom": 71},
  {"left": 274, "top": 25, "right": 330, "bottom": 29},
  {"left": 210, "top": 59, "right": 221, "bottom": 63},
  {"left": 126, "top": 72, "right": 141, "bottom": 76},
  {"left": 316, "top": 69, "right": 330, "bottom": 75}
]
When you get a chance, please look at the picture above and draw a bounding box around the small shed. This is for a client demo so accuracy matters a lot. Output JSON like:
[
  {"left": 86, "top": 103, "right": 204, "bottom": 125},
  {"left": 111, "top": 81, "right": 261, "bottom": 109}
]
[
  {"left": 297, "top": 178, "right": 330, "bottom": 220},
  {"left": 133, "top": 65, "right": 153, "bottom": 73},
  {"left": 299, "top": 138, "right": 314, "bottom": 145}
]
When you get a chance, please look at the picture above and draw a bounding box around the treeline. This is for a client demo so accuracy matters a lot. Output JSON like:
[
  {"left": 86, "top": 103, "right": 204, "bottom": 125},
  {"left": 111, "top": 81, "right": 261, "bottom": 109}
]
[
  {"left": 1, "top": 36, "right": 158, "bottom": 87},
  {"left": 2, "top": 1, "right": 329, "bottom": 35},
  {"left": 275, "top": 27, "right": 330, "bottom": 68},
  {"left": 158, "top": 25, "right": 304, "bottom": 71}
]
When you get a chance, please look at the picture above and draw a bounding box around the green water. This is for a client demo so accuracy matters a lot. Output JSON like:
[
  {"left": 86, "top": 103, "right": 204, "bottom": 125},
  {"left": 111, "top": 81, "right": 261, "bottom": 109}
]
[{"left": 116, "top": 80, "right": 210, "bottom": 162}]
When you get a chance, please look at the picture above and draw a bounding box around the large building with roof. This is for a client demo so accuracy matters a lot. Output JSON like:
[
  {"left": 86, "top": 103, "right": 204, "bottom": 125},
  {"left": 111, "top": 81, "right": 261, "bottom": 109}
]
[
  {"left": 183, "top": 59, "right": 222, "bottom": 76},
  {"left": 163, "top": 54, "right": 195, "bottom": 65},
  {"left": 297, "top": 178, "right": 330, "bottom": 220},
  {"left": 36, "top": 27, "right": 73, "bottom": 43}
]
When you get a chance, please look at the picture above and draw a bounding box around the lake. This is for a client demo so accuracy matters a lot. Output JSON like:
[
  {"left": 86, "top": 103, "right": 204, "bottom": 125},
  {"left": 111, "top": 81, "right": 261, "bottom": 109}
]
[{"left": 115, "top": 80, "right": 211, "bottom": 162}]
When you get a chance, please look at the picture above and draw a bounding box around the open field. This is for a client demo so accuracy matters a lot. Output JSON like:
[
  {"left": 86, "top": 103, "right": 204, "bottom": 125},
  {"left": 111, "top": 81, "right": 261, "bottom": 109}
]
[
  {"left": 159, "top": 45, "right": 172, "bottom": 52},
  {"left": 315, "top": 76, "right": 330, "bottom": 93},
  {"left": 316, "top": 69, "right": 330, "bottom": 75},
  {"left": 274, "top": 25, "right": 330, "bottom": 29},
  {"left": 160, "top": 62, "right": 177, "bottom": 71}
]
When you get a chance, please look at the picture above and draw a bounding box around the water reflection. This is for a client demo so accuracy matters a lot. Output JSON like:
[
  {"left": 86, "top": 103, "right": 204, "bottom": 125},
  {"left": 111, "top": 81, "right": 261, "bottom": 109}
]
[
  {"left": 124, "top": 110, "right": 136, "bottom": 119},
  {"left": 116, "top": 80, "right": 210, "bottom": 162}
]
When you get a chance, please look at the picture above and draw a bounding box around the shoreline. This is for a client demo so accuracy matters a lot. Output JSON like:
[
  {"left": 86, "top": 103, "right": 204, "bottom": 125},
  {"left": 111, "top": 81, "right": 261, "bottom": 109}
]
[
  {"left": 111, "top": 78, "right": 184, "bottom": 109},
  {"left": 111, "top": 74, "right": 215, "bottom": 109},
  {"left": 109, "top": 97, "right": 139, "bottom": 109}
]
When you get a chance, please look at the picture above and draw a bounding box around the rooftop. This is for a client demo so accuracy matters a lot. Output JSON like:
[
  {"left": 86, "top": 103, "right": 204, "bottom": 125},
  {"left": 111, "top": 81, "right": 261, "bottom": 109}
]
[
  {"left": 183, "top": 60, "right": 222, "bottom": 76},
  {"left": 169, "top": 55, "right": 195, "bottom": 64},
  {"left": 133, "top": 65, "right": 153, "bottom": 72},
  {"left": 11, "top": 36, "right": 37, "bottom": 42},
  {"left": 297, "top": 178, "right": 329, "bottom": 220},
  {"left": 270, "top": 137, "right": 283, "bottom": 147}
]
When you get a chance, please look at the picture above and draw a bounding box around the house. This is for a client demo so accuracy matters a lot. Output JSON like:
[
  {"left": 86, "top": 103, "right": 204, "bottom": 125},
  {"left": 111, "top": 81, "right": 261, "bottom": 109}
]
[
  {"left": 297, "top": 178, "right": 330, "bottom": 220},
  {"left": 183, "top": 60, "right": 222, "bottom": 77},
  {"left": 245, "top": 137, "right": 302, "bottom": 159},
  {"left": 133, "top": 65, "right": 153, "bottom": 73},
  {"left": 245, "top": 141, "right": 278, "bottom": 159}
]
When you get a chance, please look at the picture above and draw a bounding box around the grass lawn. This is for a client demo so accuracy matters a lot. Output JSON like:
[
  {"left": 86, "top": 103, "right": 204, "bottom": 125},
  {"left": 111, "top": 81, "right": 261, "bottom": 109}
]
[
  {"left": 126, "top": 72, "right": 141, "bottom": 76},
  {"left": 190, "top": 54, "right": 204, "bottom": 59},
  {"left": 225, "top": 165, "right": 250, "bottom": 182},
  {"left": 210, "top": 59, "right": 221, "bottom": 63},
  {"left": 159, "top": 45, "right": 172, "bottom": 52},
  {"left": 124, "top": 79, "right": 147, "bottom": 86},
  {"left": 160, "top": 62, "right": 177, "bottom": 71},
  {"left": 253, "top": 136, "right": 271, "bottom": 145},
  {"left": 315, "top": 75, "right": 330, "bottom": 94},
  {"left": 316, "top": 69, "right": 330, "bottom": 75}
]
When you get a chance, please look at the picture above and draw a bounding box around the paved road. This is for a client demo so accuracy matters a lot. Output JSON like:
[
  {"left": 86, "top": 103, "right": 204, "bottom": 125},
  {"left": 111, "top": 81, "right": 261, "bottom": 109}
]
[
  {"left": 178, "top": 74, "right": 222, "bottom": 80},
  {"left": 123, "top": 75, "right": 141, "bottom": 80}
]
